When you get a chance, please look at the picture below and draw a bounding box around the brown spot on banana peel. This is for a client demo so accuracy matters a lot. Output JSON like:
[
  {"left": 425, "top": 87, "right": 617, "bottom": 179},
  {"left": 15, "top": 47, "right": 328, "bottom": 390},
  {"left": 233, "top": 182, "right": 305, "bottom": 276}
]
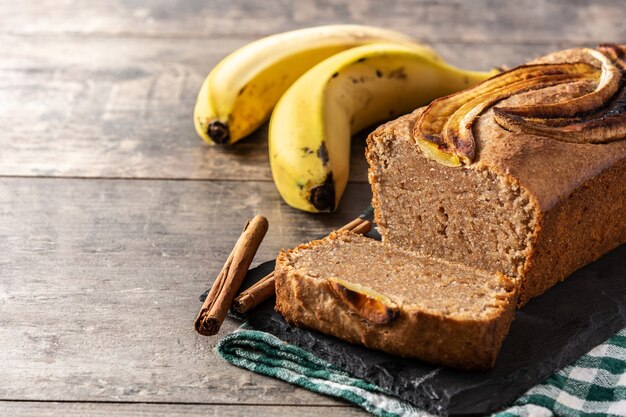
[
  {"left": 308, "top": 173, "right": 335, "bottom": 212},
  {"left": 317, "top": 142, "right": 329, "bottom": 166},
  {"left": 388, "top": 67, "right": 407, "bottom": 80},
  {"left": 207, "top": 121, "right": 230, "bottom": 145},
  {"left": 328, "top": 277, "right": 398, "bottom": 325}
]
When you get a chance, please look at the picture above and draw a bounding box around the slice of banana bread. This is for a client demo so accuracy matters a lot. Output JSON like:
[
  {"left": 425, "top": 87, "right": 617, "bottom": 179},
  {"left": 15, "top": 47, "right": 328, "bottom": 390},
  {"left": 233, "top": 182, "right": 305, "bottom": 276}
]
[
  {"left": 274, "top": 231, "right": 517, "bottom": 370},
  {"left": 367, "top": 47, "right": 626, "bottom": 306}
]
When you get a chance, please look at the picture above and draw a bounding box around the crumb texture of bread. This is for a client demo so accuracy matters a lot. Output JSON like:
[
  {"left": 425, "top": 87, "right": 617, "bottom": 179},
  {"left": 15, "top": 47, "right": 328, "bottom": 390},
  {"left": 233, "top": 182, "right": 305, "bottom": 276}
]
[
  {"left": 274, "top": 231, "right": 517, "bottom": 370},
  {"left": 367, "top": 47, "right": 626, "bottom": 305}
]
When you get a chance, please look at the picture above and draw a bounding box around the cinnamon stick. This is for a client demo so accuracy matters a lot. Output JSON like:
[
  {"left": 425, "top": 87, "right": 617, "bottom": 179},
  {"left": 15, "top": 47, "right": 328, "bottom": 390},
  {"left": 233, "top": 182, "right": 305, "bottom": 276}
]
[
  {"left": 349, "top": 219, "right": 372, "bottom": 235},
  {"left": 338, "top": 217, "right": 366, "bottom": 232},
  {"left": 195, "top": 215, "right": 268, "bottom": 336},
  {"left": 231, "top": 270, "right": 275, "bottom": 314},
  {"left": 232, "top": 218, "right": 372, "bottom": 314}
]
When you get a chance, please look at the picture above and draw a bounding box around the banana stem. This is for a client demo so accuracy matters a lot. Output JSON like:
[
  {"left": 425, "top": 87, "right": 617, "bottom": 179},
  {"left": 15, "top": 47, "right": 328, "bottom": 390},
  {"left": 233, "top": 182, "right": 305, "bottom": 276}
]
[{"left": 208, "top": 121, "right": 231, "bottom": 145}]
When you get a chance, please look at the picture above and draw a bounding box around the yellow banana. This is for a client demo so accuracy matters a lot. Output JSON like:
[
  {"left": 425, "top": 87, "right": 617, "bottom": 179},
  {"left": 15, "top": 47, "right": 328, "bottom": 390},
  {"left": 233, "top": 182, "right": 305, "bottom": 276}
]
[
  {"left": 193, "top": 25, "right": 431, "bottom": 145},
  {"left": 269, "top": 43, "right": 498, "bottom": 212}
]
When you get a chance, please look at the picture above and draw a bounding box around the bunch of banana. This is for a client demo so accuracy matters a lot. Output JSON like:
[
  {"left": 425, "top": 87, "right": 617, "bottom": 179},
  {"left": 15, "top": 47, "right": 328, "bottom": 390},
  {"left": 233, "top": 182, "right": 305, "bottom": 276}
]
[
  {"left": 194, "top": 25, "right": 423, "bottom": 145},
  {"left": 269, "top": 43, "right": 497, "bottom": 212},
  {"left": 194, "top": 25, "right": 497, "bottom": 212}
]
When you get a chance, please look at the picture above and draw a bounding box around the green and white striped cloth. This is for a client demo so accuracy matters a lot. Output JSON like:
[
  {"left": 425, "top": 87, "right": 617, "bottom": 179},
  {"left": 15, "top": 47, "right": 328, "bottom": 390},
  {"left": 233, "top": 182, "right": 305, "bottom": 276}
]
[{"left": 217, "top": 325, "right": 626, "bottom": 417}]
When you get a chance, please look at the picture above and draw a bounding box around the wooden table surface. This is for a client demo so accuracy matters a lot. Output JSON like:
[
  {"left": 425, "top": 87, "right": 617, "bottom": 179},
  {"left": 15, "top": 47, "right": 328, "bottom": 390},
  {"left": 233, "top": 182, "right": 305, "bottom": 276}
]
[{"left": 1, "top": 1, "right": 624, "bottom": 415}]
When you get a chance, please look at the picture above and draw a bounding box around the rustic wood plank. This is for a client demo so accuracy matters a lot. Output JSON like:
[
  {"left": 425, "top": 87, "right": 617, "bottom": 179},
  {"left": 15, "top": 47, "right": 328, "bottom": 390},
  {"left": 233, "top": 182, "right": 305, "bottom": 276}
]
[
  {"left": 3, "top": 1, "right": 621, "bottom": 414},
  {"left": 0, "top": 35, "right": 584, "bottom": 180},
  {"left": 0, "top": 401, "right": 366, "bottom": 417},
  {"left": 3, "top": 0, "right": 625, "bottom": 43},
  {"left": 0, "top": 177, "right": 371, "bottom": 404}
]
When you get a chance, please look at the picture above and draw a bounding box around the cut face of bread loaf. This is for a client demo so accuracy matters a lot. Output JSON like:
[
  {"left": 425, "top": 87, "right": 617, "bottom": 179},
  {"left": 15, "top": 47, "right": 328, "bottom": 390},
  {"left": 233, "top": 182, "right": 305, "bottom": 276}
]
[
  {"left": 274, "top": 231, "right": 517, "bottom": 370},
  {"left": 367, "top": 47, "right": 626, "bottom": 306}
]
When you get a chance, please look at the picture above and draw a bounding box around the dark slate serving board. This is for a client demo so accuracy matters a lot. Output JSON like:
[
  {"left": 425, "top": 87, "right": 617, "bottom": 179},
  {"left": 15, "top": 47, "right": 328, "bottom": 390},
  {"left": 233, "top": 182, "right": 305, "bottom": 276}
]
[{"left": 202, "top": 211, "right": 626, "bottom": 416}]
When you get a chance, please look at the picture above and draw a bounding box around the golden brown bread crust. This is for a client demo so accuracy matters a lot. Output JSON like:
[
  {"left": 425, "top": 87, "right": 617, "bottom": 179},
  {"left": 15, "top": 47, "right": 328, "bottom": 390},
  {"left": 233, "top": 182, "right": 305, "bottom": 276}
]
[
  {"left": 274, "top": 232, "right": 518, "bottom": 370},
  {"left": 366, "top": 47, "right": 626, "bottom": 306},
  {"left": 520, "top": 160, "right": 626, "bottom": 303}
]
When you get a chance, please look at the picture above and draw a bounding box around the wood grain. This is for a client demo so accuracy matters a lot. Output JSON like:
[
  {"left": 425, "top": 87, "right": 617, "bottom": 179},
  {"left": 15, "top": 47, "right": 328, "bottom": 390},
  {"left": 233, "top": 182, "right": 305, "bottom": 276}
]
[
  {"left": 3, "top": 0, "right": 625, "bottom": 43},
  {"left": 0, "top": 177, "right": 371, "bottom": 404},
  {"left": 0, "top": 35, "right": 585, "bottom": 180},
  {"left": 2, "top": 1, "right": 622, "bottom": 414},
  {"left": 0, "top": 401, "right": 365, "bottom": 417}
]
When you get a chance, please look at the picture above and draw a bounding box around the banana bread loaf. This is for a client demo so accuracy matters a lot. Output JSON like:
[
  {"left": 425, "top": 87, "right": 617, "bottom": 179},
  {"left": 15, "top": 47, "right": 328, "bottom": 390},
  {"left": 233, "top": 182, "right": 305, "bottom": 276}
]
[
  {"left": 367, "top": 46, "right": 626, "bottom": 306},
  {"left": 274, "top": 231, "right": 517, "bottom": 370}
]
